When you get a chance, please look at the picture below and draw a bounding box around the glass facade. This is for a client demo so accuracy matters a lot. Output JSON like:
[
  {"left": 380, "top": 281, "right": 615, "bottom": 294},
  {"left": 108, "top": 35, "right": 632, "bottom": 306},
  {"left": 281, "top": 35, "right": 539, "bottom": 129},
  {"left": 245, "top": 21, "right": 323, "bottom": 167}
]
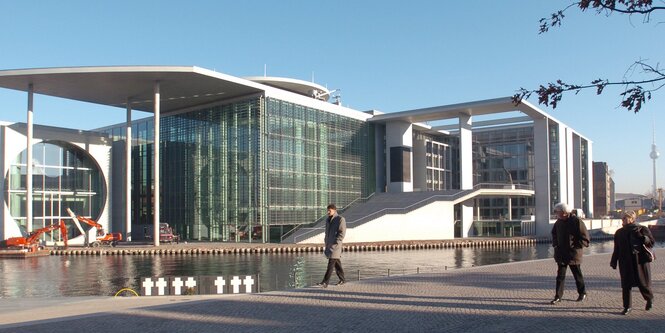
[
  {"left": 108, "top": 96, "right": 374, "bottom": 243},
  {"left": 472, "top": 126, "right": 535, "bottom": 219},
  {"left": 3, "top": 141, "right": 106, "bottom": 240},
  {"left": 158, "top": 98, "right": 266, "bottom": 242},
  {"left": 416, "top": 132, "right": 453, "bottom": 191},
  {"left": 266, "top": 98, "right": 374, "bottom": 237}
]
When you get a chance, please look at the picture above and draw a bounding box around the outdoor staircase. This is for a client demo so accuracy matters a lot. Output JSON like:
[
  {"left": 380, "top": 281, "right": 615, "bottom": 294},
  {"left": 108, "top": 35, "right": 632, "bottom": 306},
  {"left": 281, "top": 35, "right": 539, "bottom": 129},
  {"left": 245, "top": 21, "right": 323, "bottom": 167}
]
[
  {"left": 282, "top": 189, "right": 473, "bottom": 243},
  {"left": 281, "top": 183, "right": 535, "bottom": 243}
]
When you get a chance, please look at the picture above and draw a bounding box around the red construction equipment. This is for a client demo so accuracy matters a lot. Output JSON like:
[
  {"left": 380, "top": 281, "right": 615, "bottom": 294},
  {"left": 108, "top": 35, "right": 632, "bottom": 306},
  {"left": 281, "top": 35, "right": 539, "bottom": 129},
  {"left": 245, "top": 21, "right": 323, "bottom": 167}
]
[
  {"left": 0, "top": 220, "right": 68, "bottom": 252},
  {"left": 67, "top": 208, "right": 122, "bottom": 247},
  {"left": 145, "top": 223, "right": 180, "bottom": 244}
]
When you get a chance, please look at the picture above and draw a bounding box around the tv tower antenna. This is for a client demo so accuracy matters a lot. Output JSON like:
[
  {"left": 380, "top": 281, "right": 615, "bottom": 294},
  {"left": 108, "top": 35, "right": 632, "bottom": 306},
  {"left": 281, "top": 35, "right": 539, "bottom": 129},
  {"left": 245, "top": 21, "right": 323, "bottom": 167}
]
[{"left": 650, "top": 120, "right": 659, "bottom": 197}]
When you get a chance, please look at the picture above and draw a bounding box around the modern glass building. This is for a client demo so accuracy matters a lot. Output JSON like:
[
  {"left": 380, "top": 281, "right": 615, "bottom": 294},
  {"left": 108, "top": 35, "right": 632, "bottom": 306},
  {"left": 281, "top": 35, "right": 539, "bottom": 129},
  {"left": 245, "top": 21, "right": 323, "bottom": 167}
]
[
  {"left": 99, "top": 95, "right": 374, "bottom": 243},
  {"left": 0, "top": 66, "right": 593, "bottom": 244}
]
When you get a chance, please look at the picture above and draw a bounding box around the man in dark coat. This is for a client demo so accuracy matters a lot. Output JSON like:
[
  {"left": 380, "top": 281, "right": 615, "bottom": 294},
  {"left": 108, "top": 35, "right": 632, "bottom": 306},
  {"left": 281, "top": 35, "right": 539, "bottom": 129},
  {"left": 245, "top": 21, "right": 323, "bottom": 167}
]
[
  {"left": 550, "top": 202, "right": 590, "bottom": 304},
  {"left": 316, "top": 204, "right": 346, "bottom": 288},
  {"left": 610, "top": 210, "right": 655, "bottom": 315}
]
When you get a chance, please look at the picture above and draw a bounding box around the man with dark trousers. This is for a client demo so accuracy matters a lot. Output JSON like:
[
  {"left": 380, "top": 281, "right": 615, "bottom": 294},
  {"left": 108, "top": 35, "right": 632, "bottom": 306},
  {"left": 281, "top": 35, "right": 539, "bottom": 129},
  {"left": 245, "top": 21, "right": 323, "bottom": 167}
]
[
  {"left": 550, "top": 202, "right": 590, "bottom": 304},
  {"left": 316, "top": 204, "right": 346, "bottom": 288}
]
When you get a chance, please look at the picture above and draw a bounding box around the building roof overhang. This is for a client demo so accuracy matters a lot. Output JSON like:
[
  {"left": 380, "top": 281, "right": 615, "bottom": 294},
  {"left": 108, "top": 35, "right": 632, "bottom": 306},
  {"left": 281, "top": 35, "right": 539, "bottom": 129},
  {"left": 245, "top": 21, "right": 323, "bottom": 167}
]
[
  {"left": 369, "top": 96, "right": 591, "bottom": 142},
  {"left": 368, "top": 97, "right": 549, "bottom": 124},
  {"left": 0, "top": 66, "right": 267, "bottom": 113}
]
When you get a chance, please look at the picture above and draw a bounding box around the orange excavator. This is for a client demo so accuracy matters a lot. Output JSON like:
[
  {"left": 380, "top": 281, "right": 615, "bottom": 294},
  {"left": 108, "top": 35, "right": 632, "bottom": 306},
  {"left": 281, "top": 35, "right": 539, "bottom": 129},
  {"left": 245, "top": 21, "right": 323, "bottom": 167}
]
[
  {"left": 0, "top": 220, "right": 68, "bottom": 252},
  {"left": 66, "top": 208, "right": 122, "bottom": 247}
]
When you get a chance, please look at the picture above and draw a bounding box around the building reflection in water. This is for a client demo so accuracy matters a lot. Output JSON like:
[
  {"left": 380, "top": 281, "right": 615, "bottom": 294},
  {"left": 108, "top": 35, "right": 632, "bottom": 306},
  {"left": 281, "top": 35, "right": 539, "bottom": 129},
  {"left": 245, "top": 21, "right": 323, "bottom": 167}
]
[{"left": 0, "top": 240, "right": 632, "bottom": 297}]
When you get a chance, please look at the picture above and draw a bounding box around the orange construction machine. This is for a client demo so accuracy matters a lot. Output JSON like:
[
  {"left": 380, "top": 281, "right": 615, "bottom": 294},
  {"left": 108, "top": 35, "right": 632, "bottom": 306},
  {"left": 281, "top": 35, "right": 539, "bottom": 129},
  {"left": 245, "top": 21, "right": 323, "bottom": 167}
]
[
  {"left": 66, "top": 208, "right": 122, "bottom": 247},
  {"left": 0, "top": 220, "right": 68, "bottom": 252}
]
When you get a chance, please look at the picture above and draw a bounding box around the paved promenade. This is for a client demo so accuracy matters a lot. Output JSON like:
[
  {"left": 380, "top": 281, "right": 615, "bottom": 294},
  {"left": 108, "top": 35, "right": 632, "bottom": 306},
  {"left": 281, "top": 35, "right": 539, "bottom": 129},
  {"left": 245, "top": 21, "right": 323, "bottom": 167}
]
[{"left": 0, "top": 248, "right": 663, "bottom": 333}]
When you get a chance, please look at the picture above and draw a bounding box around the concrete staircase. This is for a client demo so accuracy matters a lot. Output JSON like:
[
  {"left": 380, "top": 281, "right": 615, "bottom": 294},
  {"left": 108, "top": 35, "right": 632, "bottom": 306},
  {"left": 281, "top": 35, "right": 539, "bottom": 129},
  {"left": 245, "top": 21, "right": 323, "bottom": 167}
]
[{"left": 283, "top": 189, "right": 472, "bottom": 243}]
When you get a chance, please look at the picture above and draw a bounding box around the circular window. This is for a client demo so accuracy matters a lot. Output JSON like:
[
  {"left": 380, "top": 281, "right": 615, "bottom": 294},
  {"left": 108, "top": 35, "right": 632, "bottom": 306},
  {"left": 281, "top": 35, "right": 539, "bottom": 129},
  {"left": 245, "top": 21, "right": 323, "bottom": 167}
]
[{"left": 4, "top": 140, "right": 107, "bottom": 232}]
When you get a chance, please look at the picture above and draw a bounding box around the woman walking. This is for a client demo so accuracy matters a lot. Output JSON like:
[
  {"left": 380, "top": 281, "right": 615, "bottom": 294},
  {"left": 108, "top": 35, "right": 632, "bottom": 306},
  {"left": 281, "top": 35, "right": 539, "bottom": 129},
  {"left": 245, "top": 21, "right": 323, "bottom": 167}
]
[{"left": 610, "top": 210, "right": 655, "bottom": 315}]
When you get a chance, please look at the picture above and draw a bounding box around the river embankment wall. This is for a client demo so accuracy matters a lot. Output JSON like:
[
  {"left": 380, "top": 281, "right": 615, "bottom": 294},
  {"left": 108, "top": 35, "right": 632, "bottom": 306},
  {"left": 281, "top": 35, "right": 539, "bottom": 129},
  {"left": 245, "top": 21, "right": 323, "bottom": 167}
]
[{"left": 48, "top": 233, "right": 617, "bottom": 257}]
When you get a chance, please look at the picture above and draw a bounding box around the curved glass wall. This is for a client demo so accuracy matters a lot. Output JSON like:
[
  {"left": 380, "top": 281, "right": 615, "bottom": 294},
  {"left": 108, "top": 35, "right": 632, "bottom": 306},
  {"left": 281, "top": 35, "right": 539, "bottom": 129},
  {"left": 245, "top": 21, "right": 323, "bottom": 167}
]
[{"left": 4, "top": 141, "right": 107, "bottom": 239}]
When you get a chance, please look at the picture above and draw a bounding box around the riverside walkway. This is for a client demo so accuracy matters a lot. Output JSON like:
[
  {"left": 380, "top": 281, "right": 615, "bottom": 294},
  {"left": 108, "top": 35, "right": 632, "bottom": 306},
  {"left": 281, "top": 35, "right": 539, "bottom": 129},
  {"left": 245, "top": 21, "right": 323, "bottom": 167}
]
[{"left": 0, "top": 248, "right": 663, "bottom": 333}]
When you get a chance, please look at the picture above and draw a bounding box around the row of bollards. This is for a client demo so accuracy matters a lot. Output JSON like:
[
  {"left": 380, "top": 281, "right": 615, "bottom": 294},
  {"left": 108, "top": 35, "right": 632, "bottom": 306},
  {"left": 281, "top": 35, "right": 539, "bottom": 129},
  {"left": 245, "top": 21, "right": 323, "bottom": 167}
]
[{"left": 49, "top": 236, "right": 612, "bottom": 256}]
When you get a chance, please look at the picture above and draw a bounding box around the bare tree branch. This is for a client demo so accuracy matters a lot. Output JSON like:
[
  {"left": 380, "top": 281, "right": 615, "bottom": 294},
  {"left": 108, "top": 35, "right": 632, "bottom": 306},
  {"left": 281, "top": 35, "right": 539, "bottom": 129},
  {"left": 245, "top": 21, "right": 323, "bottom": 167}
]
[
  {"left": 539, "top": 1, "right": 664, "bottom": 32},
  {"left": 519, "top": 1, "right": 664, "bottom": 113},
  {"left": 513, "top": 63, "right": 665, "bottom": 113}
]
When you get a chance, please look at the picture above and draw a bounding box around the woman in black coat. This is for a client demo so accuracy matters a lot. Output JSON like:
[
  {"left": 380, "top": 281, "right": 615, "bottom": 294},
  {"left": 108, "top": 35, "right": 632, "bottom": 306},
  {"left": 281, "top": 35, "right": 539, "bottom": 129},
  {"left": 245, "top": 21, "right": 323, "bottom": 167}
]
[{"left": 610, "top": 210, "right": 655, "bottom": 315}]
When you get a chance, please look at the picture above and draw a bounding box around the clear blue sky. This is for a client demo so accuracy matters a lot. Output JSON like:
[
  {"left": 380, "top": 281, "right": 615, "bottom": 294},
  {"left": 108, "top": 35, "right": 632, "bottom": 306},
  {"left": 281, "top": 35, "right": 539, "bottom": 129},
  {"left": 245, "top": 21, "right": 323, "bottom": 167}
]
[{"left": 1, "top": 0, "right": 663, "bottom": 195}]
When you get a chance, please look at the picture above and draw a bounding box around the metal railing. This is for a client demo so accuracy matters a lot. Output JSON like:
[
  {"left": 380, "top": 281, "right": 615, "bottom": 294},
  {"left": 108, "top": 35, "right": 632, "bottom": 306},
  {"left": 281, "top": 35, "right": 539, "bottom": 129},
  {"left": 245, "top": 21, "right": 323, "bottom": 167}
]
[
  {"left": 471, "top": 182, "right": 533, "bottom": 190},
  {"left": 280, "top": 193, "right": 376, "bottom": 243}
]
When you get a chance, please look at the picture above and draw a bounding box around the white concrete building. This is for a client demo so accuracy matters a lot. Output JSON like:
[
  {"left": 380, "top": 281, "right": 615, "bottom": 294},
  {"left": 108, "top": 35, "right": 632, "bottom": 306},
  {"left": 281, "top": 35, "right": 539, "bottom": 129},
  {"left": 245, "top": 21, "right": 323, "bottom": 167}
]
[{"left": 0, "top": 66, "right": 592, "bottom": 245}]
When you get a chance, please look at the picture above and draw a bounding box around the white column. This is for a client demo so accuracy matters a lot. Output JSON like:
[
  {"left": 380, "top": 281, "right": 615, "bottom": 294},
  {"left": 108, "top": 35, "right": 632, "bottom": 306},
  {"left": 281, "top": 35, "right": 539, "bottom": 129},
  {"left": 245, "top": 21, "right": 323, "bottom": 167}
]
[
  {"left": 461, "top": 199, "right": 474, "bottom": 237},
  {"left": 586, "top": 141, "right": 594, "bottom": 218},
  {"left": 153, "top": 82, "right": 160, "bottom": 246},
  {"left": 533, "top": 117, "right": 550, "bottom": 237},
  {"left": 385, "top": 121, "right": 413, "bottom": 192},
  {"left": 458, "top": 114, "right": 473, "bottom": 238},
  {"left": 571, "top": 132, "right": 582, "bottom": 209},
  {"left": 126, "top": 102, "right": 132, "bottom": 241},
  {"left": 475, "top": 198, "right": 480, "bottom": 218},
  {"left": 458, "top": 114, "right": 472, "bottom": 190},
  {"left": 562, "top": 126, "right": 573, "bottom": 206},
  {"left": 26, "top": 84, "right": 34, "bottom": 232}
]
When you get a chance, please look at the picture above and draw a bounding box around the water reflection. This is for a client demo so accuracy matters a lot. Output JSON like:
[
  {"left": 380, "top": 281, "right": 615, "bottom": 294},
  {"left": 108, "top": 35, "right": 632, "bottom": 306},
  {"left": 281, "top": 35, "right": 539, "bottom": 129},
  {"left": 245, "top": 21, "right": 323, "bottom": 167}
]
[{"left": 0, "top": 240, "right": 656, "bottom": 298}]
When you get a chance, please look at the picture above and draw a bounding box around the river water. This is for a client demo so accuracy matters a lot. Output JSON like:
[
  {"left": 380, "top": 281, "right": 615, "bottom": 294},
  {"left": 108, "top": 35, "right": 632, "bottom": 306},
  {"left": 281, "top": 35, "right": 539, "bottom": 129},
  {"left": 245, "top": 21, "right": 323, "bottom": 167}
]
[{"left": 0, "top": 240, "right": 625, "bottom": 298}]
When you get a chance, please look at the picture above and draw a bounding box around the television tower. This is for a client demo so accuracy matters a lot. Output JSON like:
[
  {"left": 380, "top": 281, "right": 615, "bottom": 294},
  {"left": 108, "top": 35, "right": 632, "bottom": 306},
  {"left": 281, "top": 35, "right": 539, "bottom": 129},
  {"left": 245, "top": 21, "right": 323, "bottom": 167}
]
[{"left": 650, "top": 121, "right": 659, "bottom": 197}]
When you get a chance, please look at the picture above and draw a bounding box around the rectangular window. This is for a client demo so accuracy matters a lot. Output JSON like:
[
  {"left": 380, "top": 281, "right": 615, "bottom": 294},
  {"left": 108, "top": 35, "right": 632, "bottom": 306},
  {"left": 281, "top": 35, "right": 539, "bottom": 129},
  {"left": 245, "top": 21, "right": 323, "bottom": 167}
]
[{"left": 390, "top": 146, "right": 411, "bottom": 182}]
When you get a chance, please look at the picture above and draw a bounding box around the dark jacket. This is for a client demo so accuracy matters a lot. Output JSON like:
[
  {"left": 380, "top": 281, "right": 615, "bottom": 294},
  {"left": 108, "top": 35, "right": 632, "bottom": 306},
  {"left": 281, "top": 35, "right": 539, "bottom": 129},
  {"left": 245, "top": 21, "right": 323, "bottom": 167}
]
[
  {"left": 324, "top": 213, "right": 346, "bottom": 259},
  {"left": 552, "top": 214, "right": 590, "bottom": 265},
  {"left": 610, "top": 223, "right": 654, "bottom": 289}
]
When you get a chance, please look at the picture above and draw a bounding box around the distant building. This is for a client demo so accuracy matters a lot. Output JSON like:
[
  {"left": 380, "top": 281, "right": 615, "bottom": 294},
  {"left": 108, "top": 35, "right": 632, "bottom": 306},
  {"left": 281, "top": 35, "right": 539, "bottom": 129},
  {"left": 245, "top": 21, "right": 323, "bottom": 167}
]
[
  {"left": 615, "top": 193, "right": 655, "bottom": 214},
  {"left": 593, "top": 161, "right": 615, "bottom": 217}
]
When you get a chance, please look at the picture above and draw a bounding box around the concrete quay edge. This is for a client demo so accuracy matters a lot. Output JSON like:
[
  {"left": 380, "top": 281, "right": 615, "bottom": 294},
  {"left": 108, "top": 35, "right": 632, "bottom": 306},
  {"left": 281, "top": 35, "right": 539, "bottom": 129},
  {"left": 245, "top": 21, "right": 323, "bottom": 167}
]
[{"left": 45, "top": 235, "right": 615, "bottom": 256}]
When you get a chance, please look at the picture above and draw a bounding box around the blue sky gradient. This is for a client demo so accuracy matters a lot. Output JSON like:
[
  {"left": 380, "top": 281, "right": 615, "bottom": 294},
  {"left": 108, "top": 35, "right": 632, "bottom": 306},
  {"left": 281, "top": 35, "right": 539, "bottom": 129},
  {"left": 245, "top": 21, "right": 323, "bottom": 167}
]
[{"left": 1, "top": 0, "right": 663, "bottom": 194}]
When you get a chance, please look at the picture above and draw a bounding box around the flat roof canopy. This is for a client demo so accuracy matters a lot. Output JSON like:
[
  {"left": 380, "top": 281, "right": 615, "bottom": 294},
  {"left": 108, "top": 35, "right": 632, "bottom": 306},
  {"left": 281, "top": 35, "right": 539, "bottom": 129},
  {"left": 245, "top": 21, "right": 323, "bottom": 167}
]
[
  {"left": 369, "top": 97, "right": 549, "bottom": 123},
  {"left": 0, "top": 66, "right": 266, "bottom": 113}
]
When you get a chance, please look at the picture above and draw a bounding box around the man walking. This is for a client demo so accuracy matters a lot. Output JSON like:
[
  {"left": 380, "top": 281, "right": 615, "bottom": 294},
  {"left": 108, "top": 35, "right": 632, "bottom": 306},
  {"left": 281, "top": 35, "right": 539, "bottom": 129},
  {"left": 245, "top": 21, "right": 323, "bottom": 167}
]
[
  {"left": 316, "top": 204, "right": 346, "bottom": 288},
  {"left": 550, "top": 202, "right": 590, "bottom": 304}
]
